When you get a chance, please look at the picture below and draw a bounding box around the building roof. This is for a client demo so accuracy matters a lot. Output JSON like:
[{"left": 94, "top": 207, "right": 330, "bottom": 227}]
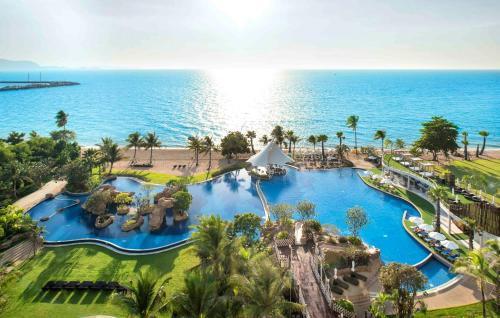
[{"left": 246, "top": 142, "right": 293, "bottom": 167}]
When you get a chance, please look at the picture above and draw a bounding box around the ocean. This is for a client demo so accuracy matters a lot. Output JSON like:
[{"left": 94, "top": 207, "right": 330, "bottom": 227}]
[{"left": 0, "top": 70, "right": 498, "bottom": 148}]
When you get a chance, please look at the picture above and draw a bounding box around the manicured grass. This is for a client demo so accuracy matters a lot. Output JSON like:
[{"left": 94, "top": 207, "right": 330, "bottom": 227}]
[
  {"left": 111, "top": 168, "right": 213, "bottom": 184},
  {"left": 448, "top": 158, "right": 500, "bottom": 204},
  {"left": 0, "top": 245, "right": 199, "bottom": 318},
  {"left": 413, "top": 300, "right": 498, "bottom": 317}
]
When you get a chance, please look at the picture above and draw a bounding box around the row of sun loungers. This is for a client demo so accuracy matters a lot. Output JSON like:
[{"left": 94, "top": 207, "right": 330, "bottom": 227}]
[
  {"left": 330, "top": 272, "right": 368, "bottom": 295},
  {"left": 42, "top": 280, "right": 127, "bottom": 292},
  {"left": 173, "top": 164, "right": 187, "bottom": 169},
  {"left": 413, "top": 228, "right": 459, "bottom": 262}
]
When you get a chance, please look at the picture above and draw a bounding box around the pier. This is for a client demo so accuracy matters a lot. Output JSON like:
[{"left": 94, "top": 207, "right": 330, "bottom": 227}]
[{"left": 0, "top": 81, "right": 80, "bottom": 91}]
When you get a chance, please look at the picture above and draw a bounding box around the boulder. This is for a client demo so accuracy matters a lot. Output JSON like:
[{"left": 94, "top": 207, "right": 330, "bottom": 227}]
[
  {"left": 121, "top": 216, "right": 144, "bottom": 232},
  {"left": 95, "top": 214, "right": 114, "bottom": 229},
  {"left": 117, "top": 205, "right": 130, "bottom": 215},
  {"left": 154, "top": 185, "right": 181, "bottom": 202},
  {"left": 174, "top": 211, "right": 189, "bottom": 222},
  {"left": 45, "top": 193, "right": 54, "bottom": 199}
]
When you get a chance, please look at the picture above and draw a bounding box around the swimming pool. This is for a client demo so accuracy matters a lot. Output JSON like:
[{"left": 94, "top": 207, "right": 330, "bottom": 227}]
[{"left": 29, "top": 169, "right": 264, "bottom": 251}]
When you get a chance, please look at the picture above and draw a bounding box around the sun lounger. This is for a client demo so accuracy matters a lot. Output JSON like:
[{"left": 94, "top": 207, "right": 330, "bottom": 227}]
[
  {"left": 78, "top": 281, "right": 93, "bottom": 290},
  {"left": 331, "top": 285, "right": 344, "bottom": 295},
  {"left": 331, "top": 278, "right": 349, "bottom": 289},
  {"left": 350, "top": 272, "right": 368, "bottom": 281},
  {"left": 42, "top": 281, "right": 56, "bottom": 291},
  {"left": 52, "top": 281, "right": 67, "bottom": 290},
  {"left": 342, "top": 275, "right": 359, "bottom": 286},
  {"left": 91, "top": 281, "right": 107, "bottom": 290},
  {"left": 63, "top": 281, "right": 80, "bottom": 290},
  {"left": 173, "top": 165, "right": 177, "bottom": 169}
]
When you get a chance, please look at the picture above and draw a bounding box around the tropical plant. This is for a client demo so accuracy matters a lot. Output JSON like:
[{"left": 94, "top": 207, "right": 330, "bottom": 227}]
[
  {"left": 116, "top": 270, "right": 170, "bottom": 318},
  {"left": 62, "top": 159, "right": 92, "bottom": 192},
  {"left": 0, "top": 205, "right": 33, "bottom": 239},
  {"left": 114, "top": 192, "right": 133, "bottom": 205},
  {"left": 270, "top": 203, "right": 294, "bottom": 227},
  {"left": 290, "top": 134, "right": 300, "bottom": 157},
  {"left": 378, "top": 263, "right": 427, "bottom": 318},
  {"left": 307, "top": 135, "right": 317, "bottom": 153},
  {"left": 126, "top": 132, "right": 144, "bottom": 162},
  {"left": 8, "top": 161, "right": 32, "bottom": 199},
  {"left": 395, "top": 138, "right": 405, "bottom": 150},
  {"left": 220, "top": 131, "right": 249, "bottom": 160},
  {"left": 55, "top": 110, "right": 68, "bottom": 130},
  {"left": 259, "top": 134, "right": 269, "bottom": 145},
  {"left": 6, "top": 131, "right": 25, "bottom": 145},
  {"left": 345, "top": 206, "right": 368, "bottom": 237},
  {"left": 172, "top": 190, "right": 192, "bottom": 213},
  {"left": 462, "top": 131, "right": 469, "bottom": 160},
  {"left": 187, "top": 135, "right": 203, "bottom": 166},
  {"left": 82, "top": 148, "right": 100, "bottom": 173},
  {"left": 346, "top": 115, "right": 359, "bottom": 155},
  {"left": 232, "top": 213, "right": 262, "bottom": 245},
  {"left": 296, "top": 200, "right": 316, "bottom": 221},
  {"left": 317, "top": 134, "right": 328, "bottom": 160},
  {"left": 284, "top": 130, "right": 295, "bottom": 154},
  {"left": 414, "top": 116, "right": 459, "bottom": 160},
  {"left": 336, "top": 131, "right": 345, "bottom": 160},
  {"left": 374, "top": 130, "right": 386, "bottom": 155},
  {"left": 463, "top": 217, "right": 477, "bottom": 250},
  {"left": 98, "top": 138, "right": 122, "bottom": 174},
  {"left": 202, "top": 136, "right": 218, "bottom": 170},
  {"left": 428, "top": 186, "right": 448, "bottom": 233},
  {"left": 384, "top": 138, "right": 393, "bottom": 155},
  {"left": 271, "top": 125, "right": 285, "bottom": 148},
  {"left": 479, "top": 130, "right": 489, "bottom": 155},
  {"left": 246, "top": 130, "right": 257, "bottom": 154},
  {"left": 172, "top": 269, "right": 222, "bottom": 317},
  {"left": 144, "top": 132, "right": 161, "bottom": 165},
  {"left": 231, "top": 256, "right": 302, "bottom": 317},
  {"left": 452, "top": 243, "right": 498, "bottom": 318}
]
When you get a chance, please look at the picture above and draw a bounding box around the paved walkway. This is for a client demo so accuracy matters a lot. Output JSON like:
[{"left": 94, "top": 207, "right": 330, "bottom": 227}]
[{"left": 14, "top": 180, "right": 67, "bottom": 211}]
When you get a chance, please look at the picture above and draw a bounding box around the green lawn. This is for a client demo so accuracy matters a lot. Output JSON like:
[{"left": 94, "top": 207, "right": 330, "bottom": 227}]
[
  {"left": 448, "top": 158, "right": 500, "bottom": 204},
  {"left": 0, "top": 245, "right": 199, "bottom": 318},
  {"left": 414, "top": 300, "right": 498, "bottom": 318}
]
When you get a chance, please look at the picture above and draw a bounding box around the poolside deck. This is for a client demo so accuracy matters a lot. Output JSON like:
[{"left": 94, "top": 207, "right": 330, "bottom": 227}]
[{"left": 14, "top": 180, "right": 67, "bottom": 211}]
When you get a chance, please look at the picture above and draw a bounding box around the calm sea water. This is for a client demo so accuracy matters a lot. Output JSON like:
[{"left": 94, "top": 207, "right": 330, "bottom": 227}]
[{"left": 0, "top": 70, "right": 498, "bottom": 147}]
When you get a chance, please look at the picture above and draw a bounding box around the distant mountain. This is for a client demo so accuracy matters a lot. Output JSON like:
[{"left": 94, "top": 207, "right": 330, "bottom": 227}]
[{"left": 0, "top": 58, "right": 40, "bottom": 70}]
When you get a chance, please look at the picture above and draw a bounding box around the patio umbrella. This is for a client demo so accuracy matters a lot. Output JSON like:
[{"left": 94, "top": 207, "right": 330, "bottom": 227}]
[
  {"left": 429, "top": 232, "right": 446, "bottom": 241},
  {"left": 441, "top": 240, "right": 459, "bottom": 250},
  {"left": 408, "top": 216, "right": 424, "bottom": 225},
  {"left": 418, "top": 223, "right": 433, "bottom": 232}
]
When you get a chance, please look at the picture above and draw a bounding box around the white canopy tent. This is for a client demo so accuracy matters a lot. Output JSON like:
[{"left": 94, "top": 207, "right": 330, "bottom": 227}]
[{"left": 247, "top": 142, "right": 293, "bottom": 167}]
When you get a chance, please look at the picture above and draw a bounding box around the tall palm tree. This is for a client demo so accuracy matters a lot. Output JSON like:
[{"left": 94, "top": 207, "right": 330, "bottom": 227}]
[
  {"left": 346, "top": 115, "right": 359, "bottom": 155},
  {"left": 117, "top": 270, "right": 170, "bottom": 318},
  {"left": 144, "top": 132, "right": 161, "bottom": 165},
  {"left": 187, "top": 135, "right": 203, "bottom": 166},
  {"left": 55, "top": 110, "right": 68, "bottom": 130},
  {"left": 463, "top": 217, "right": 477, "bottom": 250},
  {"left": 246, "top": 131, "right": 257, "bottom": 154},
  {"left": 317, "top": 134, "right": 328, "bottom": 161},
  {"left": 290, "top": 135, "right": 300, "bottom": 157},
  {"left": 259, "top": 134, "right": 269, "bottom": 145},
  {"left": 395, "top": 138, "right": 405, "bottom": 150},
  {"left": 232, "top": 256, "right": 302, "bottom": 317},
  {"left": 202, "top": 136, "right": 218, "bottom": 171},
  {"left": 374, "top": 130, "right": 386, "bottom": 157},
  {"left": 284, "top": 130, "right": 295, "bottom": 154},
  {"left": 82, "top": 148, "right": 100, "bottom": 173},
  {"left": 307, "top": 135, "right": 317, "bottom": 152},
  {"left": 271, "top": 125, "right": 284, "bottom": 148},
  {"left": 172, "top": 269, "right": 222, "bottom": 318},
  {"left": 336, "top": 131, "right": 345, "bottom": 160},
  {"left": 126, "top": 132, "right": 144, "bottom": 162},
  {"left": 479, "top": 131, "right": 489, "bottom": 155},
  {"left": 428, "top": 186, "right": 448, "bottom": 233},
  {"left": 453, "top": 246, "right": 496, "bottom": 318},
  {"left": 462, "top": 131, "right": 469, "bottom": 160},
  {"left": 106, "top": 143, "right": 122, "bottom": 174}
]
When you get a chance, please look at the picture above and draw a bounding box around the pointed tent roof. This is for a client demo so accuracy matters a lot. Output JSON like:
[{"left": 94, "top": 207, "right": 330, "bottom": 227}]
[{"left": 247, "top": 142, "right": 293, "bottom": 167}]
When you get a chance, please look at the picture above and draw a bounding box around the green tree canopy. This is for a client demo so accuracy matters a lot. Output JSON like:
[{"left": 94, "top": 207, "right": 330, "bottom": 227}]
[
  {"left": 296, "top": 200, "right": 316, "bottom": 220},
  {"left": 345, "top": 206, "right": 368, "bottom": 237},
  {"left": 172, "top": 190, "right": 193, "bottom": 212},
  {"left": 232, "top": 212, "right": 262, "bottom": 245},
  {"left": 220, "top": 131, "right": 249, "bottom": 159},
  {"left": 414, "top": 116, "right": 459, "bottom": 160}
]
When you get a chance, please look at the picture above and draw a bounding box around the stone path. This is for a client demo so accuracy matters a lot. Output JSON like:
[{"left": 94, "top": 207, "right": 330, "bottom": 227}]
[{"left": 14, "top": 180, "right": 67, "bottom": 211}]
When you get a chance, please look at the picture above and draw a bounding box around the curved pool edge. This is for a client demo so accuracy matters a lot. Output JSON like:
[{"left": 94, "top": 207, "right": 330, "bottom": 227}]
[{"left": 43, "top": 237, "right": 193, "bottom": 255}]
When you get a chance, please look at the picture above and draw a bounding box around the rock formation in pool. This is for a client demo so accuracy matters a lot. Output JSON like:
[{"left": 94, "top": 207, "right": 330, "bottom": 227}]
[{"left": 148, "top": 181, "right": 193, "bottom": 231}]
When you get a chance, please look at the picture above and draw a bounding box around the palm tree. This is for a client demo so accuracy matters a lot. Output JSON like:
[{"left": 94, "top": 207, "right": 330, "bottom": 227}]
[
  {"left": 284, "top": 130, "right": 295, "bottom": 154},
  {"left": 259, "top": 134, "right": 269, "bottom": 145},
  {"left": 346, "top": 115, "right": 359, "bottom": 155},
  {"left": 428, "top": 186, "right": 448, "bottom": 233},
  {"left": 106, "top": 143, "right": 122, "bottom": 174},
  {"left": 336, "top": 131, "right": 345, "bottom": 160},
  {"left": 479, "top": 131, "right": 489, "bottom": 155},
  {"left": 202, "top": 136, "right": 218, "bottom": 171},
  {"left": 290, "top": 135, "right": 300, "bottom": 157},
  {"left": 172, "top": 269, "right": 222, "bottom": 318},
  {"left": 395, "top": 138, "right": 405, "bottom": 150},
  {"left": 126, "top": 132, "right": 144, "bottom": 162},
  {"left": 187, "top": 135, "right": 203, "bottom": 166},
  {"left": 307, "top": 135, "right": 317, "bottom": 152},
  {"left": 55, "top": 110, "right": 68, "bottom": 130},
  {"left": 246, "top": 131, "right": 257, "bottom": 154},
  {"left": 271, "top": 125, "right": 284, "bottom": 148},
  {"left": 232, "top": 256, "right": 302, "bottom": 317},
  {"left": 462, "top": 131, "right": 469, "bottom": 160},
  {"left": 117, "top": 270, "right": 170, "bottom": 318},
  {"left": 453, "top": 246, "right": 496, "bottom": 318},
  {"left": 144, "top": 132, "right": 161, "bottom": 165},
  {"left": 463, "top": 217, "right": 477, "bottom": 250},
  {"left": 6, "top": 131, "right": 25, "bottom": 145},
  {"left": 82, "top": 148, "right": 100, "bottom": 173},
  {"left": 374, "top": 130, "right": 386, "bottom": 157},
  {"left": 317, "top": 134, "right": 328, "bottom": 161}
]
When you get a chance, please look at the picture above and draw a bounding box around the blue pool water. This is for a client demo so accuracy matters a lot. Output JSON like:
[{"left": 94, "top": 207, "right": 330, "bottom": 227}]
[
  {"left": 30, "top": 170, "right": 264, "bottom": 251},
  {"left": 1, "top": 70, "right": 499, "bottom": 148},
  {"left": 28, "top": 168, "right": 456, "bottom": 288},
  {"left": 260, "top": 168, "right": 429, "bottom": 264}
]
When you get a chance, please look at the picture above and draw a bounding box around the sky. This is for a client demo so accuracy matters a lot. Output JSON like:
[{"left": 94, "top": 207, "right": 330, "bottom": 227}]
[{"left": 1, "top": 0, "right": 500, "bottom": 69}]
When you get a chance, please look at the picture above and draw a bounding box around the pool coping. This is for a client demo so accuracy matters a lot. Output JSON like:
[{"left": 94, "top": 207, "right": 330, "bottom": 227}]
[{"left": 357, "top": 171, "right": 463, "bottom": 293}]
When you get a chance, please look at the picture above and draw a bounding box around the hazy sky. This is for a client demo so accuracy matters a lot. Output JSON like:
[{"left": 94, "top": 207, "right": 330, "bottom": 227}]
[{"left": 1, "top": 0, "right": 500, "bottom": 69}]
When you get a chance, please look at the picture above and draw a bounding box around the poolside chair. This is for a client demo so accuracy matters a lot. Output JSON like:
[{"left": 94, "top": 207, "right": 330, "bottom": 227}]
[
  {"left": 332, "top": 278, "right": 349, "bottom": 289},
  {"left": 42, "top": 281, "right": 56, "bottom": 291},
  {"left": 52, "top": 281, "right": 67, "bottom": 290},
  {"left": 91, "top": 281, "right": 107, "bottom": 290},
  {"left": 331, "top": 285, "right": 344, "bottom": 295},
  {"left": 64, "top": 281, "right": 80, "bottom": 290},
  {"left": 342, "top": 275, "right": 359, "bottom": 286},
  {"left": 350, "top": 272, "right": 368, "bottom": 281},
  {"left": 173, "top": 165, "right": 177, "bottom": 169}
]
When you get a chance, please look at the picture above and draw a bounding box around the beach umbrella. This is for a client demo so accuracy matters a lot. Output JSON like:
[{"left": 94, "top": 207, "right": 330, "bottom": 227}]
[
  {"left": 452, "top": 187, "right": 455, "bottom": 195},
  {"left": 441, "top": 240, "right": 459, "bottom": 250},
  {"left": 418, "top": 223, "right": 433, "bottom": 232},
  {"left": 408, "top": 216, "right": 424, "bottom": 225},
  {"left": 334, "top": 267, "right": 338, "bottom": 280},
  {"left": 429, "top": 232, "right": 446, "bottom": 241},
  {"left": 351, "top": 260, "right": 355, "bottom": 272}
]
